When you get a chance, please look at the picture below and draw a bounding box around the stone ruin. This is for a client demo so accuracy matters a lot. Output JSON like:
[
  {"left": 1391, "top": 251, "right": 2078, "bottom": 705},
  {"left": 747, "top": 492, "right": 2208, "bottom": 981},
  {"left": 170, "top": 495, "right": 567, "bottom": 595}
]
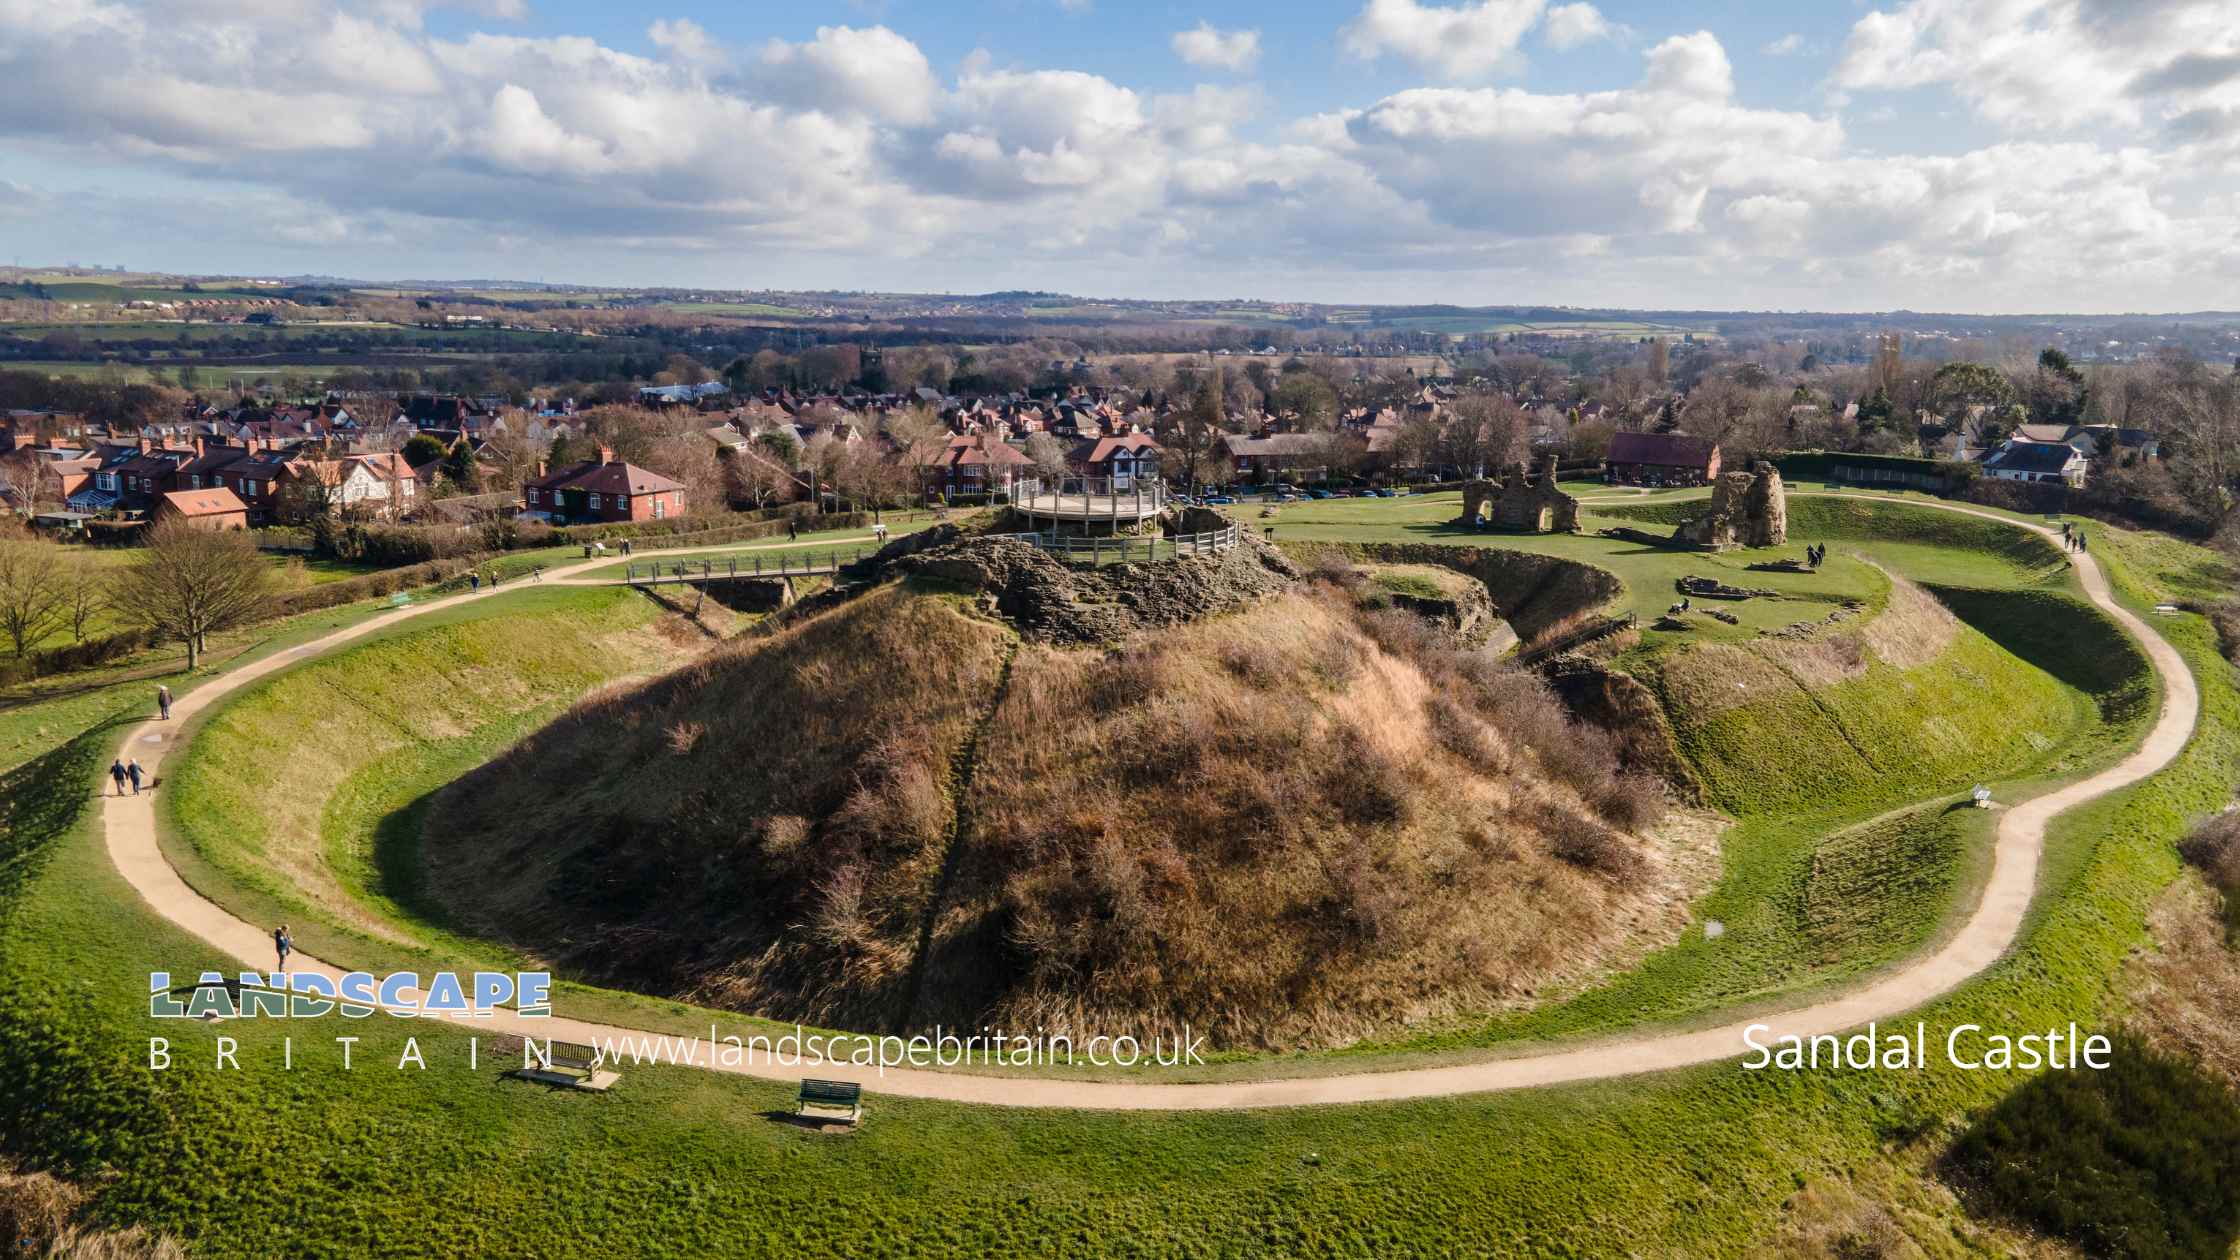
[
  {"left": 1673, "top": 460, "right": 1787, "bottom": 551},
  {"left": 1458, "top": 454, "right": 1581, "bottom": 533}
]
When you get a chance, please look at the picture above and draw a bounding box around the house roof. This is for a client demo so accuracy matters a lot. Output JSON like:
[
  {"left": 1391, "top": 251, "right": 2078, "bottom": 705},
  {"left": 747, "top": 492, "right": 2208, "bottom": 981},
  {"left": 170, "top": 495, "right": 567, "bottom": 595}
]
[
  {"left": 1607, "top": 430, "right": 1717, "bottom": 469},
  {"left": 1985, "top": 441, "right": 2082, "bottom": 474},
  {"left": 1074, "top": 433, "right": 1161, "bottom": 464},
  {"left": 1223, "top": 433, "right": 1322, "bottom": 457},
  {"left": 918, "top": 433, "right": 1031, "bottom": 469},
  {"left": 526, "top": 458, "right": 686, "bottom": 496},
  {"left": 158, "top": 487, "right": 247, "bottom": 517},
  {"left": 349, "top": 452, "right": 418, "bottom": 482}
]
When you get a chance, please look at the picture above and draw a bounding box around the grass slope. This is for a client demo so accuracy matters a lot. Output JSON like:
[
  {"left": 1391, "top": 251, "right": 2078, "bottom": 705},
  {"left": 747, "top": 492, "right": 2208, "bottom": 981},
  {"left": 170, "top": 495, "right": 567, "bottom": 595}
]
[
  {"left": 160, "top": 587, "right": 694, "bottom": 970},
  {"left": 0, "top": 502, "right": 2229, "bottom": 1257}
]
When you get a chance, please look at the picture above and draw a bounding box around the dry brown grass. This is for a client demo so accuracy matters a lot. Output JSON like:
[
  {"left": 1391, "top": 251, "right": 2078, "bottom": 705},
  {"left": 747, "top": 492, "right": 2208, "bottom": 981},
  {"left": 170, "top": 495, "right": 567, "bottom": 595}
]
[
  {"left": 429, "top": 577, "right": 1688, "bottom": 1052},
  {"left": 922, "top": 584, "right": 1681, "bottom": 1050},
  {"left": 2124, "top": 875, "right": 2240, "bottom": 1090},
  {"left": 1860, "top": 569, "right": 1959, "bottom": 668},
  {"left": 0, "top": 1163, "right": 184, "bottom": 1260},
  {"left": 1659, "top": 642, "right": 1803, "bottom": 715},
  {"left": 424, "top": 584, "right": 1014, "bottom": 1031}
]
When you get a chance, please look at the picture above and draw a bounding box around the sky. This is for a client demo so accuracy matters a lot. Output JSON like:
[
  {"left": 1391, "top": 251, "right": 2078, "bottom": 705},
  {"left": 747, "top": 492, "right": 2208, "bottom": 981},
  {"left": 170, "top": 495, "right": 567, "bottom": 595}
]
[{"left": 1, "top": 0, "right": 2237, "bottom": 312}]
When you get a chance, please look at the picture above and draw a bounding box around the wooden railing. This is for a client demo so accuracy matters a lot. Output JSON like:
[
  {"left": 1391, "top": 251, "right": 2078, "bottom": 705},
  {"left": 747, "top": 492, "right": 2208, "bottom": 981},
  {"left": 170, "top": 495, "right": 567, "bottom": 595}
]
[
  {"left": 623, "top": 549, "right": 869, "bottom": 584},
  {"left": 1010, "top": 474, "right": 1171, "bottom": 521},
  {"left": 994, "top": 522, "right": 1240, "bottom": 566}
]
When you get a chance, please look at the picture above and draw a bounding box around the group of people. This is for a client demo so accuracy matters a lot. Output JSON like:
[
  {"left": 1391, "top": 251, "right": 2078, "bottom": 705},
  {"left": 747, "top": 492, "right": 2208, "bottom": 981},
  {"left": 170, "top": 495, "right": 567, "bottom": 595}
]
[
  {"left": 108, "top": 756, "right": 148, "bottom": 795},
  {"left": 2061, "top": 522, "right": 2089, "bottom": 553},
  {"left": 1804, "top": 543, "right": 1827, "bottom": 567},
  {"left": 109, "top": 684, "right": 175, "bottom": 794}
]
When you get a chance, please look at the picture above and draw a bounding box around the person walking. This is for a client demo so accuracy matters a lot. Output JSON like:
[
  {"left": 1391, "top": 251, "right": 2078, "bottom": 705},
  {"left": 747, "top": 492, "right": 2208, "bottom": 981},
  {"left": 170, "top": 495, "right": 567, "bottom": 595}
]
[
  {"left": 108, "top": 759, "right": 128, "bottom": 796},
  {"left": 788, "top": 519, "right": 799, "bottom": 542},
  {"left": 126, "top": 759, "right": 145, "bottom": 795},
  {"left": 273, "top": 924, "right": 292, "bottom": 975},
  {"left": 469, "top": 571, "right": 481, "bottom": 593},
  {"left": 531, "top": 565, "right": 543, "bottom": 582},
  {"left": 157, "top": 684, "right": 173, "bottom": 721}
]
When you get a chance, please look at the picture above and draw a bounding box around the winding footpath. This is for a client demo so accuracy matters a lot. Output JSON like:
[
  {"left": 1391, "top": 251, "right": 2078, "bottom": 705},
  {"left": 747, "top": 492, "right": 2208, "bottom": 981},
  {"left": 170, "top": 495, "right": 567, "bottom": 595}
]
[{"left": 102, "top": 499, "right": 2199, "bottom": 1110}]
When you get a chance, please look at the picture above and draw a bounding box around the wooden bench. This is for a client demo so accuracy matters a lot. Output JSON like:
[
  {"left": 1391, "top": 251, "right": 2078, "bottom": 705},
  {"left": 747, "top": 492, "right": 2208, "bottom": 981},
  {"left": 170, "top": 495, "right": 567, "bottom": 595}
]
[
  {"left": 797, "top": 1078, "right": 862, "bottom": 1126},
  {"left": 516, "top": 1039, "right": 620, "bottom": 1092}
]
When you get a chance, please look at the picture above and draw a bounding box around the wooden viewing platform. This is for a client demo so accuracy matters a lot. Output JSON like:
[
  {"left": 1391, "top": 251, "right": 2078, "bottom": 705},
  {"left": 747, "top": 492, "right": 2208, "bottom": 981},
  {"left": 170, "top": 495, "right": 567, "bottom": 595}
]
[{"left": 1011, "top": 475, "right": 1170, "bottom": 527}]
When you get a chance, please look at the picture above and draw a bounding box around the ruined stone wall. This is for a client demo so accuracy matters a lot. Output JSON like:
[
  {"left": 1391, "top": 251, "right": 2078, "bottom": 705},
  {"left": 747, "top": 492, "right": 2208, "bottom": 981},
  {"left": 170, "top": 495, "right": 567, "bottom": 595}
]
[{"left": 1672, "top": 461, "right": 1786, "bottom": 550}]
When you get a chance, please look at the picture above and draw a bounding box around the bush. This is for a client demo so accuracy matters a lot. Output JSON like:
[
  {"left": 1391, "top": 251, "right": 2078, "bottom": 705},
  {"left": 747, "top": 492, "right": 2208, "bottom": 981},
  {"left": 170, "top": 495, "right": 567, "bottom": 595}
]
[
  {"left": 2179, "top": 812, "right": 2240, "bottom": 897},
  {"left": 1945, "top": 1034, "right": 2240, "bottom": 1260},
  {"left": 1528, "top": 798, "right": 1646, "bottom": 884}
]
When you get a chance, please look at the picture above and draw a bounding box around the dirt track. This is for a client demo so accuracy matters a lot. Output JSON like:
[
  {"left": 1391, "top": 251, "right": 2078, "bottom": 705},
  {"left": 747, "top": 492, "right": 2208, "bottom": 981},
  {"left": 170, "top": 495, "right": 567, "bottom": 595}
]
[{"left": 100, "top": 498, "right": 2199, "bottom": 1109}]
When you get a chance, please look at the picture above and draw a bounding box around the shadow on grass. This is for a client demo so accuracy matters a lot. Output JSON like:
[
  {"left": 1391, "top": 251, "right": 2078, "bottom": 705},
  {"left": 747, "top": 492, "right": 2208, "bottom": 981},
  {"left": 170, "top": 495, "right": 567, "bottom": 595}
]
[
  {"left": 0, "top": 718, "right": 133, "bottom": 908},
  {"left": 368, "top": 783, "right": 483, "bottom": 946},
  {"left": 1923, "top": 585, "right": 2152, "bottom": 720},
  {"left": 1944, "top": 1033, "right": 2240, "bottom": 1260}
]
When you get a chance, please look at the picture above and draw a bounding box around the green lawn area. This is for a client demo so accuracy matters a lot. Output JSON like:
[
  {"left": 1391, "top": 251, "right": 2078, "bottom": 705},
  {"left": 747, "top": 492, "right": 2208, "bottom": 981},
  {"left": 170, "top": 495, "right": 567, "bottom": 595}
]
[{"left": 0, "top": 497, "right": 2233, "bottom": 1255}]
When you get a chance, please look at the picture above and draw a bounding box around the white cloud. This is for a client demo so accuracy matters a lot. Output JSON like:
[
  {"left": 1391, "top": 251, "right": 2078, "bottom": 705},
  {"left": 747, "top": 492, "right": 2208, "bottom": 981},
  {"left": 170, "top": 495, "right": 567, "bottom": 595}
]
[
  {"left": 1833, "top": 0, "right": 2240, "bottom": 136},
  {"left": 2, "top": 0, "right": 2238, "bottom": 308},
  {"left": 647, "top": 18, "right": 721, "bottom": 71},
  {"left": 1641, "top": 31, "right": 1734, "bottom": 99},
  {"left": 756, "top": 25, "right": 938, "bottom": 126},
  {"left": 1341, "top": 0, "right": 1547, "bottom": 80},
  {"left": 1762, "top": 33, "right": 1809, "bottom": 56},
  {"left": 1542, "top": 3, "right": 1614, "bottom": 51},
  {"left": 1171, "top": 22, "right": 1260, "bottom": 73}
]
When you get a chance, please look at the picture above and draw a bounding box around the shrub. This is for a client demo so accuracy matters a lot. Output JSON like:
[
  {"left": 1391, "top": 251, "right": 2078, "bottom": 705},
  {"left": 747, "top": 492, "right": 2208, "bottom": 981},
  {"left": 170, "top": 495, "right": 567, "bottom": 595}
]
[
  {"left": 1319, "top": 723, "right": 1411, "bottom": 828},
  {"left": 2179, "top": 812, "right": 2240, "bottom": 898},
  {"left": 1529, "top": 798, "right": 1646, "bottom": 885},
  {"left": 1945, "top": 1034, "right": 2240, "bottom": 1260}
]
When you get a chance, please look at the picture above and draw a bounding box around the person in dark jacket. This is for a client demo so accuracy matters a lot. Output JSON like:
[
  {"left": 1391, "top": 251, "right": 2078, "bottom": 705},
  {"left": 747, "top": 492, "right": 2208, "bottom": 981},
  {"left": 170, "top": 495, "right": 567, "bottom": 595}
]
[{"left": 109, "top": 759, "right": 128, "bottom": 796}]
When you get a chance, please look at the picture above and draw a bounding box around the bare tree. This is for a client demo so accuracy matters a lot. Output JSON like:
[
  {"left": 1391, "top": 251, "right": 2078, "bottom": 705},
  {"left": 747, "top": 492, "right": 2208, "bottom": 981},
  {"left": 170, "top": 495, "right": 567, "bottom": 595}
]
[
  {"left": 0, "top": 538, "right": 65, "bottom": 656},
  {"left": 1164, "top": 367, "right": 1228, "bottom": 492},
  {"left": 110, "top": 518, "right": 276, "bottom": 669},
  {"left": 1023, "top": 431, "right": 1071, "bottom": 480},
  {"left": 1441, "top": 394, "right": 1527, "bottom": 478},
  {"left": 61, "top": 563, "right": 106, "bottom": 642},
  {"left": 0, "top": 450, "right": 46, "bottom": 519},
  {"left": 2167, "top": 374, "right": 2240, "bottom": 535}
]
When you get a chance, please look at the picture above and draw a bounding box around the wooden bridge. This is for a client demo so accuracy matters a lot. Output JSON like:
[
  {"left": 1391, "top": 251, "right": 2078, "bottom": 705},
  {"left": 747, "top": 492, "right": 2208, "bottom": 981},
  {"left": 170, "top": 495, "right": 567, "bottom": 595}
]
[{"left": 622, "top": 548, "right": 869, "bottom": 586}]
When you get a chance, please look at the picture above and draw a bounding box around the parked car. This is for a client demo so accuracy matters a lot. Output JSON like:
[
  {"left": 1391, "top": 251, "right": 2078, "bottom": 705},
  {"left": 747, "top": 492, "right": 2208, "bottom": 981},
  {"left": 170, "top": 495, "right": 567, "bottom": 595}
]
[
  {"left": 1202, "top": 494, "right": 1235, "bottom": 505},
  {"left": 1308, "top": 489, "right": 1333, "bottom": 499}
]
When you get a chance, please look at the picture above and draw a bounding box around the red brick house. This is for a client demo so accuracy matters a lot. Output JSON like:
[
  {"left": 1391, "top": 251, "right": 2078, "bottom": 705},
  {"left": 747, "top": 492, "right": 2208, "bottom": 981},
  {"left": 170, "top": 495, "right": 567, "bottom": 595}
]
[
  {"left": 522, "top": 448, "right": 686, "bottom": 524},
  {"left": 1605, "top": 431, "right": 1721, "bottom": 486},
  {"left": 914, "top": 432, "right": 1031, "bottom": 499},
  {"left": 153, "top": 487, "right": 249, "bottom": 530}
]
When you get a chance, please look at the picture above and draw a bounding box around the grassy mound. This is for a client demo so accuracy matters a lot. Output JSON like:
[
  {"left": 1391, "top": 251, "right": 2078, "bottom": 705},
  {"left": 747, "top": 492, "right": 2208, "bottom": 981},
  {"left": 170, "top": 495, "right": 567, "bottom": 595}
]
[
  {"left": 163, "top": 588, "right": 701, "bottom": 958},
  {"left": 1650, "top": 577, "right": 2119, "bottom": 817},
  {"left": 427, "top": 578, "right": 1680, "bottom": 1050}
]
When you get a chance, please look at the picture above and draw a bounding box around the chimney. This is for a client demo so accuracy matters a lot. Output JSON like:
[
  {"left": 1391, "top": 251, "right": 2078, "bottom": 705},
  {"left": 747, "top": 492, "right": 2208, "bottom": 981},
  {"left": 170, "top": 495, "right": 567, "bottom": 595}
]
[
  {"left": 534, "top": 459, "right": 548, "bottom": 479},
  {"left": 598, "top": 445, "right": 617, "bottom": 465},
  {"left": 193, "top": 437, "right": 206, "bottom": 458}
]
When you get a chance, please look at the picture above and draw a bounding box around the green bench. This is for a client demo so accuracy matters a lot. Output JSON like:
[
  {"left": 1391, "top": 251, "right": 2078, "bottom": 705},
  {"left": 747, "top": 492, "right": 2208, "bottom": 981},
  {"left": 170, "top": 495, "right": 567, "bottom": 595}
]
[{"left": 797, "top": 1078, "right": 862, "bottom": 1125}]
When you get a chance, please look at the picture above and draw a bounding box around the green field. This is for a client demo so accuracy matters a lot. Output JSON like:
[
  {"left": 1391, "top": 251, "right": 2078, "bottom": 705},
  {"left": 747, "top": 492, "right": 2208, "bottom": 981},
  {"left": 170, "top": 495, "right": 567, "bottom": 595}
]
[
  {"left": 0, "top": 500, "right": 2233, "bottom": 1255},
  {"left": 663, "top": 301, "right": 807, "bottom": 318}
]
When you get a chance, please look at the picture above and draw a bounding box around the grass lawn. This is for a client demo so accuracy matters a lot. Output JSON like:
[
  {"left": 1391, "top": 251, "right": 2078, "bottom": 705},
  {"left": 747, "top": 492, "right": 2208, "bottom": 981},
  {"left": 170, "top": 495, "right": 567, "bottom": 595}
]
[{"left": 0, "top": 496, "right": 2233, "bottom": 1256}]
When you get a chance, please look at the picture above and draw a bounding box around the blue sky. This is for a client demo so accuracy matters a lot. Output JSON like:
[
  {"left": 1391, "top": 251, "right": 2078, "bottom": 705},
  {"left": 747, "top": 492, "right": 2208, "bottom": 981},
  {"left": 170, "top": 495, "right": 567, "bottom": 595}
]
[{"left": 1, "top": 1, "right": 2235, "bottom": 311}]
